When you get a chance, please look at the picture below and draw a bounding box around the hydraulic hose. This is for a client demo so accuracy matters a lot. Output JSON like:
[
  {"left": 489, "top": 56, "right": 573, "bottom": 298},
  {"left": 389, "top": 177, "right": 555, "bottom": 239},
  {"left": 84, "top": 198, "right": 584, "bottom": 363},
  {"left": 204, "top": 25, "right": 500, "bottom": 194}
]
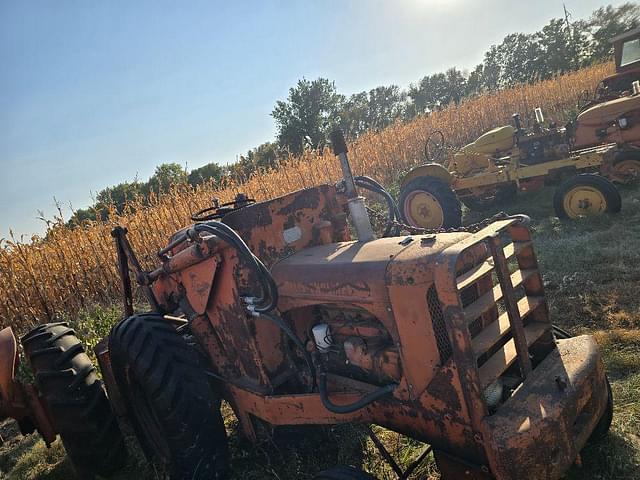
[
  {"left": 260, "top": 312, "right": 315, "bottom": 390},
  {"left": 193, "top": 222, "right": 278, "bottom": 312},
  {"left": 354, "top": 176, "right": 401, "bottom": 237},
  {"left": 317, "top": 367, "right": 397, "bottom": 414}
]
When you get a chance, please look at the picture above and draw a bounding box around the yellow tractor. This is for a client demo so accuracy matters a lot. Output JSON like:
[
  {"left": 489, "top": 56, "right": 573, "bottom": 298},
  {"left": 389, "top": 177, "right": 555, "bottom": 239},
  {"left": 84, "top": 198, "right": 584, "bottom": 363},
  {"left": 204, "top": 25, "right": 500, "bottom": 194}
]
[{"left": 399, "top": 110, "right": 637, "bottom": 229}]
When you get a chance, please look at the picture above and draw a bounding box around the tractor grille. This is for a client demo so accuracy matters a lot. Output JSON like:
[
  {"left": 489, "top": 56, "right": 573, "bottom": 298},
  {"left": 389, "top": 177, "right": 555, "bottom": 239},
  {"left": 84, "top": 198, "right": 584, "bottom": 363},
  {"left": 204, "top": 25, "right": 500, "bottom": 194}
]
[
  {"left": 427, "top": 285, "right": 452, "bottom": 364},
  {"left": 450, "top": 222, "right": 554, "bottom": 400}
]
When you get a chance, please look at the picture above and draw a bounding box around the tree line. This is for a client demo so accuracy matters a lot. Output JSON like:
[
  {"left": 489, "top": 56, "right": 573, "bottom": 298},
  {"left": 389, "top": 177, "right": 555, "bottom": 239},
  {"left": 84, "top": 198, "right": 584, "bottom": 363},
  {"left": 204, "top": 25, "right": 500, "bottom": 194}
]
[{"left": 69, "top": 3, "right": 638, "bottom": 225}]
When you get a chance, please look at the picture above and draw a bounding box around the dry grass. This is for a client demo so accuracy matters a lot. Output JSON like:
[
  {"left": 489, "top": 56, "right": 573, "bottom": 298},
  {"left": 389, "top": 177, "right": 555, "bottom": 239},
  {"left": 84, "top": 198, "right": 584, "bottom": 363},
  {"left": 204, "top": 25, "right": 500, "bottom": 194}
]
[{"left": 0, "top": 62, "right": 614, "bottom": 332}]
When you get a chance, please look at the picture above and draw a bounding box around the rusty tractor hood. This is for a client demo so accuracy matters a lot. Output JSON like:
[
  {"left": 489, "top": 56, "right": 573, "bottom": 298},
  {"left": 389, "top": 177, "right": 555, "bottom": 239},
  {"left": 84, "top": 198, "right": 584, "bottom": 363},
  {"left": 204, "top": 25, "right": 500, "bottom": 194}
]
[{"left": 271, "top": 233, "right": 470, "bottom": 308}]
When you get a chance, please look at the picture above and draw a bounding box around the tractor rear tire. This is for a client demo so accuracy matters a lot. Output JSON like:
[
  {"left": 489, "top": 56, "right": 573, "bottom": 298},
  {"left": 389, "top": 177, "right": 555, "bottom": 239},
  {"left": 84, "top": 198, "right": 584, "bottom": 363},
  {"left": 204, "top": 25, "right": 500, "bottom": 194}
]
[
  {"left": 314, "top": 465, "right": 377, "bottom": 479},
  {"left": 399, "top": 176, "right": 462, "bottom": 229},
  {"left": 21, "top": 322, "right": 127, "bottom": 477},
  {"left": 109, "top": 313, "right": 229, "bottom": 480},
  {"left": 553, "top": 174, "right": 621, "bottom": 220},
  {"left": 611, "top": 150, "right": 640, "bottom": 184}
]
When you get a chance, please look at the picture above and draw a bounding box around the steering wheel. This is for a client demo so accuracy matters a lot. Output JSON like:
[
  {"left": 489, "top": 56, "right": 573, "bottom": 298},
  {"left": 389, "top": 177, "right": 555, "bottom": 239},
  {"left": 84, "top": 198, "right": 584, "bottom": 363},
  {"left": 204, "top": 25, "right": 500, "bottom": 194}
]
[
  {"left": 191, "top": 195, "right": 255, "bottom": 222},
  {"left": 577, "top": 88, "right": 596, "bottom": 113},
  {"left": 424, "top": 130, "right": 446, "bottom": 163}
]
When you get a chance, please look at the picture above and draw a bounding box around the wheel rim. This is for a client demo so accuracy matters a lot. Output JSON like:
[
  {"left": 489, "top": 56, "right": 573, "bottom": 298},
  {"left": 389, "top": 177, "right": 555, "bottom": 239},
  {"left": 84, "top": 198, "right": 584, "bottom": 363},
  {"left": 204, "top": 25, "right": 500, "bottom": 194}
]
[
  {"left": 613, "top": 159, "right": 640, "bottom": 183},
  {"left": 562, "top": 186, "right": 607, "bottom": 218},
  {"left": 403, "top": 190, "right": 444, "bottom": 228}
]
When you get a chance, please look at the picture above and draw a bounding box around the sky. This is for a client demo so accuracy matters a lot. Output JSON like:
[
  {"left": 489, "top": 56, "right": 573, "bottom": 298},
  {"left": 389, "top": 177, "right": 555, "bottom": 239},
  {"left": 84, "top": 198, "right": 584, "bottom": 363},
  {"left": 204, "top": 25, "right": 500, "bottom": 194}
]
[{"left": 0, "top": 0, "right": 630, "bottom": 238}]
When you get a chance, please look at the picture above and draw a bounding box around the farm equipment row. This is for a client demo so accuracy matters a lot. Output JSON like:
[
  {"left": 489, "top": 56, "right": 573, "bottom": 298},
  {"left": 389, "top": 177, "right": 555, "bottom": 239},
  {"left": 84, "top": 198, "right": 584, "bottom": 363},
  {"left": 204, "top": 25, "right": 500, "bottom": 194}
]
[{"left": 399, "top": 27, "right": 640, "bottom": 229}]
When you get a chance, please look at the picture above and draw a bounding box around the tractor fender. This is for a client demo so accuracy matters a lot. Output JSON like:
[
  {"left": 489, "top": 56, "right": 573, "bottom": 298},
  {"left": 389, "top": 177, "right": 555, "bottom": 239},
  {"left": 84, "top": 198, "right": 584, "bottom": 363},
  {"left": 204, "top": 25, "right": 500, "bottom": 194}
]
[
  {"left": 0, "top": 327, "right": 18, "bottom": 404},
  {"left": 401, "top": 163, "right": 453, "bottom": 189}
]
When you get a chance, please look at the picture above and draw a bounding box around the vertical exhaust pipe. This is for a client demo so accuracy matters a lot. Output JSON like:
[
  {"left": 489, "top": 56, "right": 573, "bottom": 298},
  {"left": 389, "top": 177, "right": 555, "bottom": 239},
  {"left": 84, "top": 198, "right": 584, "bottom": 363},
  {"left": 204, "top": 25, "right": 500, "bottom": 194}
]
[{"left": 329, "top": 129, "right": 375, "bottom": 242}]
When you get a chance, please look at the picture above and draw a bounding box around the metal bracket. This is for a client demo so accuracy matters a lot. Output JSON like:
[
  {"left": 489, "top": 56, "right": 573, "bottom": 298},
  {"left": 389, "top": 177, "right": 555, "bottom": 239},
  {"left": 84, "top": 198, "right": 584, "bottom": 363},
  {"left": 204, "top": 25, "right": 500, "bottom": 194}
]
[{"left": 365, "top": 425, "right": 433, "bottom": 479}]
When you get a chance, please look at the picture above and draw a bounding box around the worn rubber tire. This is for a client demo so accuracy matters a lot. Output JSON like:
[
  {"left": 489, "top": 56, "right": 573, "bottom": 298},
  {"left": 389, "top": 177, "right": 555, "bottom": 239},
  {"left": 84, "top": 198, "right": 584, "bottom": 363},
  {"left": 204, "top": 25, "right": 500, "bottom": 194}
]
[
  {"left": 21, "top": 322, "right": 127, "bottom": 477},
  {"left": 398, "top": 176, "right": 462, "bottom": 229},
  {"left": 612, "top": 150, "right": 640, "bottom": 184},
  {"left": 588, "top": 379, "right": 614, "bottom": 443},
  {"left": 553, "top": 174, "right": 621, "bottom": 219},
  {"left": 109, "top": 313, "right": 229, "bottom": 480},
  {"left": 314, "top": 465, "right": 377, "bottom": 479}
]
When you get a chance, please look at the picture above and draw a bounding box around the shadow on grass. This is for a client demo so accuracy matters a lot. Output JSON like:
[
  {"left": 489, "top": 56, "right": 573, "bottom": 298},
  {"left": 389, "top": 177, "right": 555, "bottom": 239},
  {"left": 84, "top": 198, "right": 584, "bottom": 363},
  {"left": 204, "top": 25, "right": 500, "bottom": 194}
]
[
  {"left": 565, "top": 432, "right": 640, "bottom": 480},
  {"left": 227, "top": 423, "right": 369, "bottom": 480}
]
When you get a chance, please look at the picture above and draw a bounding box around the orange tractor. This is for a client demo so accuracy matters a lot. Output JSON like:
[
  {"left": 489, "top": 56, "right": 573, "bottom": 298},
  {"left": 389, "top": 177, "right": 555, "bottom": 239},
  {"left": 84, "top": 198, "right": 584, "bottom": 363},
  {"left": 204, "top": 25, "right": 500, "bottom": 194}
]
[
  {"left": 572, "top": 26, "right": 640, "bottom": 150},
  {"left": 0, "top": 130, "right": 613, "bottom": 479}
]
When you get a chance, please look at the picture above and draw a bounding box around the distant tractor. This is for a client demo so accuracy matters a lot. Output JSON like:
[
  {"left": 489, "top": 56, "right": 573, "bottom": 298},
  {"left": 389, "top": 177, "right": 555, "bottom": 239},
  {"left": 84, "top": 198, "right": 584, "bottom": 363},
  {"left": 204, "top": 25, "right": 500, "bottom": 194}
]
[
  {"left": 572, "top": 27, "right": 640, "bottom": 150},
  {"left": 0, "top": 129, "right": 613, "bottom": 480},
  {"left": 399, "top": 118, "right": 634, "bottom": 228},
  {"left": 400, "top": 28, "right": 640, "bottom": 229}
]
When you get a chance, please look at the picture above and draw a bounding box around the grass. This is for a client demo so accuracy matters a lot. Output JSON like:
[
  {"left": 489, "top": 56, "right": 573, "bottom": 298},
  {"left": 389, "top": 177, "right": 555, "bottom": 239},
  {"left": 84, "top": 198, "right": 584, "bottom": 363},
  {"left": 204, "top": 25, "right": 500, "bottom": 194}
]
[{"left": 1, "top": 181, "right": 639, "bottom": 479}]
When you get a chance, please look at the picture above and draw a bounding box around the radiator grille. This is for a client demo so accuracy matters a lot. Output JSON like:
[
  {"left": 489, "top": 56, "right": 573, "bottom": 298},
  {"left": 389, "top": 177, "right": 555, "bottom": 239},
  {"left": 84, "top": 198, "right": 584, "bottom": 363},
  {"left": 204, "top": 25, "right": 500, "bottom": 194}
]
[{"left": 427, "top": 285, "right": 452, "bottom": 364}]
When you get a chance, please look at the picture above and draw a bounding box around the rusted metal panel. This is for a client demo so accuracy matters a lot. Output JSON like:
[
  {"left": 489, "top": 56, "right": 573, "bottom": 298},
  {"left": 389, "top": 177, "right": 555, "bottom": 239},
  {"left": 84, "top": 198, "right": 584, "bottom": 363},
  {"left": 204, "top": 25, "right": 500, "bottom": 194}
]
[
  {"left": 0, "top": 327, "right": 56, "bottom": 445},
  {"left": 483, "top": 335, "right": 608, "bottom": 480},
  {"left": 223, "top": 185, "right": 350, "bottom": 268},
  {"left": 0, "top": 327, "right": 19, "bottom": 411},
  {"left": 94, "top": 338, "right": 128, "bottom": 418}
]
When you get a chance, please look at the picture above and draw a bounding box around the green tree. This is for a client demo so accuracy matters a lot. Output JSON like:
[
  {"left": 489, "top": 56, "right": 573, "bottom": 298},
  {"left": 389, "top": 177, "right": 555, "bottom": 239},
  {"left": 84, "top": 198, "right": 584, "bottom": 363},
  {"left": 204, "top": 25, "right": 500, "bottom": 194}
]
[
  {"left": 579, "top": 3, "right": 640, "bottom": 62},
  {"left": 145, "top": 163, "right": 188, "bottom": 194},
  {"left": 272, "top": 78, "right": 345, "bottom": 155},
  {"left": 466, "top": 64, "right": 485, "bottom": 96},
  {"left": 95, "top": 181, "right": 144, "bottom": 213},
  {"left": 188, "top": 162, "right": 224, "bottom": 186},
  {"left": 340, "top": 86, "right": 406, "bottom": 137},
  {"left": 537, "top": 18, "right": 583, "bottom": 77},
  {"left": 499, "top": 33, "right": 543, "bottom": 86}
]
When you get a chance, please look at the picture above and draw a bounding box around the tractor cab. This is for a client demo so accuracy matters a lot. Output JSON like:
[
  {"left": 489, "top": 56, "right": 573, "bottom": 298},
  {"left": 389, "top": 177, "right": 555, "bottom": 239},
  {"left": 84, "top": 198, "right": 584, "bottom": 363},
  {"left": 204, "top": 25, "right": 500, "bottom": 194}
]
[{"left": 596, "top": 27, "right": 640, "bottom": 100}]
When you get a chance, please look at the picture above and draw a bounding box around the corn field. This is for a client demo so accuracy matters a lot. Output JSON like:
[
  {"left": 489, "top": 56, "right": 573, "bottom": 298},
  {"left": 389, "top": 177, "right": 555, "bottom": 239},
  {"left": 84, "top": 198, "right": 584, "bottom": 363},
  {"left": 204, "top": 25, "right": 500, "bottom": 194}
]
[{"left": 0, "top": 62, "right": 614, "bottom": 332}]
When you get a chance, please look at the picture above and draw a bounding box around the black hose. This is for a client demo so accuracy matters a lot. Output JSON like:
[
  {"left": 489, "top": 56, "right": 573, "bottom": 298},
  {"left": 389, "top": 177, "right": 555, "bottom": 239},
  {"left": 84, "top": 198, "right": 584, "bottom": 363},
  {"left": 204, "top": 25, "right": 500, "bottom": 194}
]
[
  {"left": 260, "top": 312, "right": 315, "bottom": 390},
  {"left": 194, "top": 222, "right": 278, "bottom": 312},
  {"left": 552, "top": 325, "right": 573, "bottom": 340},
  {"left": 317, "top": 369, "right": 397, "bottom": 414},
  {"left": 354, "top": 176, "right": 401, "bottom": 237}
]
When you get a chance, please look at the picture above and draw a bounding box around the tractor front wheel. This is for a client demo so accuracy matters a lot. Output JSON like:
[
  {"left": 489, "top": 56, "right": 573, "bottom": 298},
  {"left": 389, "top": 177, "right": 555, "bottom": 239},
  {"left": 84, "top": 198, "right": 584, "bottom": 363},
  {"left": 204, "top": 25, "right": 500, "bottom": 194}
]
[
  {"left": 553, "top": 174, "right": 621, "bottom": 220},
  {"left": 21, "top": 322, "right": 127, "bottom": 477},
  {"left": 109, "top": 313, "right": 229, "bottom": 480},
  {"left": 398, "top": 176, "right": 462, "bottom": 229}
]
